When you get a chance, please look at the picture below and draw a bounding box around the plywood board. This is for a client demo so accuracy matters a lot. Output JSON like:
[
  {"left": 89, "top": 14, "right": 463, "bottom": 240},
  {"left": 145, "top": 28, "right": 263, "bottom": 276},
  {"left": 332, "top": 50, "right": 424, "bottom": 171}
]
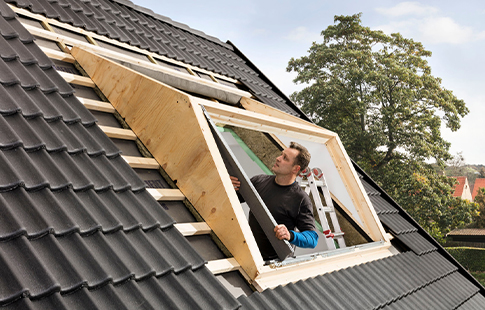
[{"left": 72, "top": 47, "right": 264, "bottom": 278}]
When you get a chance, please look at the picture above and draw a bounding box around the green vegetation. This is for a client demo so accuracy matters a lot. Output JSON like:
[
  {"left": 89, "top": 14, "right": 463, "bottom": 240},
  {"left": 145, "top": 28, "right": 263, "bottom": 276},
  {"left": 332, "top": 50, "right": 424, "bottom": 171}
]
[{"left": 287, "top": 13, "right": 478, "bottom": 243}]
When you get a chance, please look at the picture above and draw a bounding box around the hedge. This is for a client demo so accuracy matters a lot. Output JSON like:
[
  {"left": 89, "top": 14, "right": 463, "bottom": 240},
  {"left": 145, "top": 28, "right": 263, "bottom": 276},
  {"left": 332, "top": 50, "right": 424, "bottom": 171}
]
[{"left": 445, "top": 247, "right": 485, "bottom": 272}]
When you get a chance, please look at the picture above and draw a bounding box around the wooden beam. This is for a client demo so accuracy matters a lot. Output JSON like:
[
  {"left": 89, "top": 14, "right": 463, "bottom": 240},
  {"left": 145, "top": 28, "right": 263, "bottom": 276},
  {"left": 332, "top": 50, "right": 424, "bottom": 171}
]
[
  {"left": 325, "top": 136, "right": 387, "bottom": 241},
  {"left": 77, "top": 97, "right": 115, "bottom": 113},
  {"left": 206, "top": 258, "right": 241, "bottom": 275},
  {"left": 24, "top": 23, "right": 252, "bottom": 101},
  {"left": 146, "top": 188, "right": 186, "bottom": 201},
  {"left": 122, "top": 155, "right": 159, "bottom": 169},
  {"left": 72, "top": 47, "right": 264, "bottom": 279},
  {"left": 98, "top": 125, "right": 137, "bottom": 140},
  {"left": 59, "top": 71, "right": 95, "bottom": 87},
  {"left": 197, "top": 98, "right": 337, "bottom": 143},
  {"left": 39, "top": 46, "right": 75, "bottom": 63},
  {"left": 174, "top": 222, "right": 212, "bottom": 236}
]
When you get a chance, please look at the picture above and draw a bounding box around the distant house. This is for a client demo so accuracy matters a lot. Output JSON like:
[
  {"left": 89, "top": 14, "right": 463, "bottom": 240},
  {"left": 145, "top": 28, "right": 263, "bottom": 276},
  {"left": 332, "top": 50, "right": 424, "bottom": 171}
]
[
  {"left": 451, "top": 176, "right": 473, "bottom": 201},
  {"left": 472, "top": 178, "right": 485, "bottom": 201},
  {"left": 447, "top": 228, "right": 485, "bottom": 248}
]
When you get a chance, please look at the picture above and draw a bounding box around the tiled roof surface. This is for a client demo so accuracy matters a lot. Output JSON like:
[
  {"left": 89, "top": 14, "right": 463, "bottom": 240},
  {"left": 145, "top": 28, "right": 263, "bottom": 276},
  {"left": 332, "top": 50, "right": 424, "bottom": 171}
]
[
  {"left": 448, "top": 228, "right": 485, "bottom": 236},
  {"left": 0, "top": 3, "right": 239, "bottom": 309},
  {"left": 5, "top": 0, "right": 305, "bottom": 118},
  {"left": 472, "top": 178, "right": 485, "bottom": 200},
  {"left": 237, "top": 168, "right": 485, "bottom": 309},
  {"left": 452, "top": 176, "right": 467, "bottom": 197}
]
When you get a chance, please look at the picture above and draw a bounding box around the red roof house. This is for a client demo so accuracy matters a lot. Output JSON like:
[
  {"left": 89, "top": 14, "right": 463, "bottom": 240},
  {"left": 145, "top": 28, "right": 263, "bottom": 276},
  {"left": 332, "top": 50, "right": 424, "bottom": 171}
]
[
  {"left": 473, "top": 178, "right": 485, "bottom": 201},
  {"left": 451, "top": 176, "right": 473, "bottom": 201}
]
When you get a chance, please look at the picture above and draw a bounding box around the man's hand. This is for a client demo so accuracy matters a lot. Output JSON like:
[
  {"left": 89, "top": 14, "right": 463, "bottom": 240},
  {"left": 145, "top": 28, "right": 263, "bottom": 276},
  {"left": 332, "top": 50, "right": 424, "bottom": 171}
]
[
  {"left": 230, "top": 176, "right": 240, "bottom": 191},
  {"left": 274, "top": 224, "right": 291, "bottom": 241}
]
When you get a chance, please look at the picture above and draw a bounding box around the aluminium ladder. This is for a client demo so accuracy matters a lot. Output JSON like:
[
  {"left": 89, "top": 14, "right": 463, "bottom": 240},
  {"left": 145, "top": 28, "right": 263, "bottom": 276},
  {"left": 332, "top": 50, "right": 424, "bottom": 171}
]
[{"left": 297, "top": 167, "right": 346, "bottom": 249}]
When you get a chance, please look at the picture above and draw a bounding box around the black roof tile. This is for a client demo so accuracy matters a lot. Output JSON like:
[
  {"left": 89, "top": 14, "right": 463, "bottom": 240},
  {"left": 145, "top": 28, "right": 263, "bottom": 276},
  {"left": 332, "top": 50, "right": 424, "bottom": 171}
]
[
  {"left": 457, "top": 293, "right": 485, "bottom": 309},
  {"left": 75, "top": 189, "right": 123, "bottom": 233},
  {"left": 369, "top": 194, "right": 398, "bottom": 214},
  {"left": 2, "top": 236, "right": 60, "bottom": 300},
  {"left": 379, "top": 213, "right": 418, "bottom": 234},
  {"left": 395, "top": 232, "right": 438, "bottom": 255},
  {"left": 0, "top": 85, "right": 22, "bottom": 115}
]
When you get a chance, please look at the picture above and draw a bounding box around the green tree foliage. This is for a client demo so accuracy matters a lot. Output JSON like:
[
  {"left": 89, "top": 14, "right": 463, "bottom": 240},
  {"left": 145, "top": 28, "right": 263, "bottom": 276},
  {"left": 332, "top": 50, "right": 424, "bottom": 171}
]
[
  {"left": 470, "top": 188, "right": 485, "bottom": 228},
  {"left": 287, "top": 13, "right": 477, "bottom": 242}
]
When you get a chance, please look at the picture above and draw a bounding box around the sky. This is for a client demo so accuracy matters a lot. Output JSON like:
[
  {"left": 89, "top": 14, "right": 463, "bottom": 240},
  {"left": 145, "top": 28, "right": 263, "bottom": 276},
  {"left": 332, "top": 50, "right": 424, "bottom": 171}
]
[{"left": 135, "top": 1, "right": 485, "bottom": 164}]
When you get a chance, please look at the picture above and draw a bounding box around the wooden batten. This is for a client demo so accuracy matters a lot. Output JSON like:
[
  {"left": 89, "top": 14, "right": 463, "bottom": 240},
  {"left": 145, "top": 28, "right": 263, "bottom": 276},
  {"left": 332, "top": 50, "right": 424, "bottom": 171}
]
[
  {"left": 99, "top": 125, "right": 137, "bottom": 140},
  {"left": 72, "top": 47, "right": 264, "bottom": 279},
  {"left": 174, "top": 222, "right": 212, "bottom": 236},
  {"left": 77, "top": 97, "right": 116, "bottom": 113},
  {"left": 122, "top": 155, "right": 159, "bottom": 169},
  {"left": 59, "top": 71, "right": 95, "bottom": 87},
  {"left": 146, "top": 188, "right": 186, "bottom": 201},
  {"left": 39, "top": 46, "right": 75, "bottom": 63},
  {"left": 206, "top": 258, "right": 241, "bottom": 275}
]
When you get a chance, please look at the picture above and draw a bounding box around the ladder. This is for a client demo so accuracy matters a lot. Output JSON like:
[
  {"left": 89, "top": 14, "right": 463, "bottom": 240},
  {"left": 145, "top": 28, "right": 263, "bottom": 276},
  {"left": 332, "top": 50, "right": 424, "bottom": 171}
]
[{"left": 297, "top": 167, "right": 346, "bottom": 249}]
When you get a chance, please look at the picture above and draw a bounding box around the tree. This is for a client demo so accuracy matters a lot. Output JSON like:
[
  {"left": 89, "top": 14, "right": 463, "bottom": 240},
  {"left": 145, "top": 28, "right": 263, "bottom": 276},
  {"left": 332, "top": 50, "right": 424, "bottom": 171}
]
[
  {"left": 446, "top": 152, "right": 466, "bottom": 176},
  {"left": 287, "top": 13, "right": 468, "bottom": 170},
  {"left": 287, "top": 13, "right": 477, "bottom": 243},
  {"left": 470, "top": 188, "right": 485, "bottom": 228}
]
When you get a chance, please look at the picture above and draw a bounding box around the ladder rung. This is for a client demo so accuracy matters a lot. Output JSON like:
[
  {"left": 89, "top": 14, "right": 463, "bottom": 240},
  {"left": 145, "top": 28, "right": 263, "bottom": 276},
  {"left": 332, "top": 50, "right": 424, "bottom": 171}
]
[
  {"left": 147, "top": 188, "right": 185, "bottom": 201},
  {"left": 59, "top": 71, "right": 95, "bottom": 87},
  {"left": 77, "top": 97, "right": 115, "bottom": 113},
  {"left": 206, "top": 258, "right": 240, "bottom": 275},
  {"left": 122, "top": 155, "right": 159, "bottom": 169},
  {"left": 99, "top": 125, "right": 137, "bottom": 140},
  {"left": 174, "top": 222, "right": 211, "bottom": 236}
]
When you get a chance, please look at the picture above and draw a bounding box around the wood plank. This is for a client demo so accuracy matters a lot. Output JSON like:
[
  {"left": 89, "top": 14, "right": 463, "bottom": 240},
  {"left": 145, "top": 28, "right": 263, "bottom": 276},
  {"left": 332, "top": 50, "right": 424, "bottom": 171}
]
[
  {"left": 58, "top": 71, "right": 95, "bottom": 87},
  {"left": 39, "top": 46, "right": 75, "bottom": 63},
  {"left": 174, "top": 222, "right": 212, "bottom": 236},
  {"left": 122, "top": 155, "right": 159, "bottom": 169},
  {"left": 77, "top": 97, "right": 115, "bottom": 113},
  {"left": 72, "top": 46, "right": 264, "bottom": 279},
  {"left": 99, "top": 125, "right": 137, "bottom": 140},
  {"left": 206, "top": 258, "right": 241, "bottom": 275},
  {"left": 146, "top": 188, "right": 186, "bottom": 201},
  {"left": 198, "top": 98, "right": 337, "bottom": 143},
  {"left": 325, "top": 136, "right": 387, "bottom": 241}
]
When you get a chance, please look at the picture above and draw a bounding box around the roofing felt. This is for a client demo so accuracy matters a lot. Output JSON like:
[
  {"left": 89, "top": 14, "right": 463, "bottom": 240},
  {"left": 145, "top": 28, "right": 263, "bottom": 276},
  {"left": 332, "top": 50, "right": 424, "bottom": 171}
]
[
  {"left": 0, "top": 3, "right": 239, "bottom": 309},
  {"left": 5, "top": 0, "right": 306, "bottom": 118},
  {"left": 472, "top": 178, "right": 485, "bottom": 200}
]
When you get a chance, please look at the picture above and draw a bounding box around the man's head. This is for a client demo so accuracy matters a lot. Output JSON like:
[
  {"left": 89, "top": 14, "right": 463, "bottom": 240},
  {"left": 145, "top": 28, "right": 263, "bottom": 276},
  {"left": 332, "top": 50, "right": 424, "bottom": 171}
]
[{"left": 272, "top": 142, "right": 311, "bottom": 178}]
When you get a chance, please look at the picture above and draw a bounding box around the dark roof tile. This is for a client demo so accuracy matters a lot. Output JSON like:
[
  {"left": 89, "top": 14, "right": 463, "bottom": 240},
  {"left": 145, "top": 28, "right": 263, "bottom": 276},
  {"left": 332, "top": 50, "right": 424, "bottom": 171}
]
[
  {"left": 1, "top": 187, "right": 52, "bottom": 238},
  {"left": 51, "top": 188, "right": 101, "bottom": 235},
  {"left": 75, "top": 189, "right": 123, "bottom": 233},
  {"left": 0, "top": 115, "right": 22, "bottom": 149},
  {"left": 81, "top": 123, "right": 121, "bottom": 157},
  {"left": 69, "top": 152, "right": 111, "bottom": 191},
  {"left": 378, "top": 213, "right": 418, "bottom": 234},
  {"left": 369, "top": 194, "right": 398, "bottom": 214},
  {"left": 395, "top": 232, "right": 438, "bottom": 255},
  {"left": 29, "top": 233, "right": 85, "bottom": 294},
  {"left": 0, "top": 194, "right": 26, "bottom": 241},
  {"left": 2, "top": 147, "right": 51, "bottom": 190},
  {"left": 0, "top": 85, "right": 22, "bottom": 115},
  {"left": 144, "top": 227, "right": 205, "bottom": 273},
  {"left": 56, "top": 232, "right": 112, "bottom": 289},
  {"left": 1, "top": 236, "right": 60, "bottom": 299}
]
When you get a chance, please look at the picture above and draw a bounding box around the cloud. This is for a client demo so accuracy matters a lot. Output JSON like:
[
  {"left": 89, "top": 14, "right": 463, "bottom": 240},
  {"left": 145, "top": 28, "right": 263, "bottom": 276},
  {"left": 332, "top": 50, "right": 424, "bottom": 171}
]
[
  {"left": 284, "top": 26, "right": 320, "bottom": 43},
  {"left": 375, "top": 2, "right": 485, "bottom": 44},
  {"left": 375, "top": 1, "right": 438, "bottom": 17}
]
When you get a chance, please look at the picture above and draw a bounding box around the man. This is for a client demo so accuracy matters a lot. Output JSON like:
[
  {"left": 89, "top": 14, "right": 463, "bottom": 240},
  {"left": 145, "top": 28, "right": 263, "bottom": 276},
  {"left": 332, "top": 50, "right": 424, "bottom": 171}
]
[{"left": 232, "top": 142, "right": 318, "bottom": 260}]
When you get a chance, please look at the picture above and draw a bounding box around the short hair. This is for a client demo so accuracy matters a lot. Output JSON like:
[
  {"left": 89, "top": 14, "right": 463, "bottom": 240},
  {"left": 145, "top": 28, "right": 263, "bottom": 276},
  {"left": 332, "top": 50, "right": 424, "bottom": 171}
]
[{"left": 289, "top": 142, "right": 311, "bottom": 172}]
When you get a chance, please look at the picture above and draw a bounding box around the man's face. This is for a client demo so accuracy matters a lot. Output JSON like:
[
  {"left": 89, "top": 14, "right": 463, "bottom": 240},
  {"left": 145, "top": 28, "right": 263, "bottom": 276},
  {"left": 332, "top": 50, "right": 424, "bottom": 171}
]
[{"left": 271, "top": 148, "right": 300, "bottom": 176}]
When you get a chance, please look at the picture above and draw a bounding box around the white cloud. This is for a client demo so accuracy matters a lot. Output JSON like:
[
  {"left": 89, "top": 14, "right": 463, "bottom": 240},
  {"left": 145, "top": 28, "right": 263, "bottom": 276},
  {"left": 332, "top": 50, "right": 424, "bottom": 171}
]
[
  {"left": 284, "top": 26, "right": 320, "bottom": 43},
  {"left": 375, "top": 1, "right": 438, "bottom": 17},
  {"left": 374, "top": 3, "right": 485, "bottom": 44}
]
